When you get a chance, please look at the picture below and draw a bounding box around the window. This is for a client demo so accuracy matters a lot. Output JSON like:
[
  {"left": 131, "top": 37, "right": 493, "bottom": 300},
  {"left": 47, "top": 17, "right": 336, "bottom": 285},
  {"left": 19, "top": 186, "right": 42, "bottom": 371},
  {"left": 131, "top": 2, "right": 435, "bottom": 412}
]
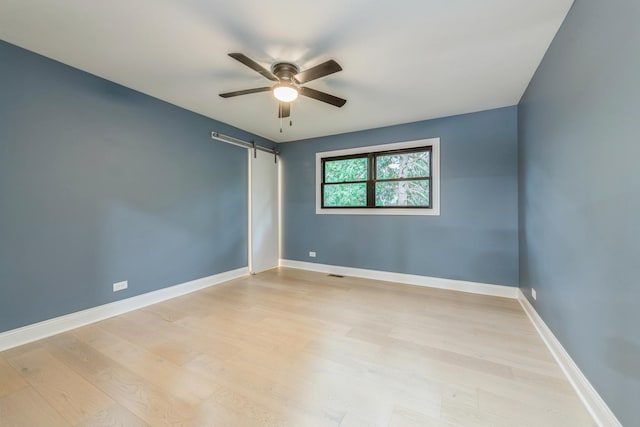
[
  {"left": 316, "top": 138, "right": 440, "bottom": 215},
  {"left": 321, "top": 147, "right": 431, "bottom": 208}
]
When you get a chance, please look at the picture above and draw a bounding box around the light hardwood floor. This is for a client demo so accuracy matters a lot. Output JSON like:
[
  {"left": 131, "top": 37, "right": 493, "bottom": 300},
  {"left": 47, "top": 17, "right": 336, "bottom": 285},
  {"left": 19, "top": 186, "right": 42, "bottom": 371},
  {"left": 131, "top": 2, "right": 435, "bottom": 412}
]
[{"left": 0, "top": 268, "right": 595, "bottom": 426}]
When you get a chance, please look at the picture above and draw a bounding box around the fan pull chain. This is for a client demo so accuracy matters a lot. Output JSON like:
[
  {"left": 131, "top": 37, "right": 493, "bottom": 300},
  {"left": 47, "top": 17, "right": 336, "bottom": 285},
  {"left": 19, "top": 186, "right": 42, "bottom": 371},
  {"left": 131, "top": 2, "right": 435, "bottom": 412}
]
[{"left": 278, "top": 103, "right": 293, "bottom": 133}]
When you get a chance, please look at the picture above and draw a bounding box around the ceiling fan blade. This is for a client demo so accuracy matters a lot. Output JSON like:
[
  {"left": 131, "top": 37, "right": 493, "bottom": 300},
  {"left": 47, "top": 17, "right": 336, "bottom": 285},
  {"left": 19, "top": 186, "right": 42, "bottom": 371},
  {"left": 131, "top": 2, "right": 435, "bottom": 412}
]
[
  {"left": 300, "top": 87, "right": 347, "bottom": 107},
  {"left": 294, "top": 60, "right": 342, "bottom": 84},
  {"left": 278, "top": 102, "right": 291, "bottom": 118},
  {"left": 228, "top": 53, "right": 277, "bottom": 81},
  {"left": 219, "top": 87, "right": 272, "bottom": 98}
]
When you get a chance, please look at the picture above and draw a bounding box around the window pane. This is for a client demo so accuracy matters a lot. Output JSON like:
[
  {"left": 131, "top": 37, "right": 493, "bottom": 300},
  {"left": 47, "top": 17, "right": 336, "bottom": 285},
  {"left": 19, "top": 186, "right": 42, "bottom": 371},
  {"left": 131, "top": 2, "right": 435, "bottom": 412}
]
[
  {"left": 375, "top": 180, "right": 430, "bottom": 207},
  {"left": 323, "top": 183, "right": 367, "bottom": 207},
  {"left": 376, "top": 150, "right": 429, "bottom": 180},
  {"left": 324, "top": 157, "right": 368, "bottom": 183}
]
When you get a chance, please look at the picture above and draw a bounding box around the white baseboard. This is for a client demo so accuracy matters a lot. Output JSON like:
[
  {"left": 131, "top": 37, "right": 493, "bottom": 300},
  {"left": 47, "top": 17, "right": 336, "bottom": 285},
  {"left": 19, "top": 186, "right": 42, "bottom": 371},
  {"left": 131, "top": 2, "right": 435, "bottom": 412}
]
[
  {"left": 517, "top": 290, "right": 621, "bottom": 427},
  {"left": 279, "top": 259, "right": 518, "bottom": 299},
  {"left": 0, "top": 267, "right": 249, "bottom": 352}
]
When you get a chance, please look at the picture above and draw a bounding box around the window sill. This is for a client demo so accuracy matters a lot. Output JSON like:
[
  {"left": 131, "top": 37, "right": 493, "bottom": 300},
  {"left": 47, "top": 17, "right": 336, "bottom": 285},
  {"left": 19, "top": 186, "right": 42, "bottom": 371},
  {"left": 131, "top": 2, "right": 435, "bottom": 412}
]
[{"left": 316, "top": 207, "right": 440, "bottom": 216}]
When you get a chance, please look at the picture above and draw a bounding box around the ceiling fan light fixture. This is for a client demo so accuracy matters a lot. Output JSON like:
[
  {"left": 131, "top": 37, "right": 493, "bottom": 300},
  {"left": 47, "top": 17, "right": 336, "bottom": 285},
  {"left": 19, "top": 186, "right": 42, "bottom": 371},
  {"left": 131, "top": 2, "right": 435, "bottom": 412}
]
[
  {"left": 220, "top": 54, "right": 346, "bottom": 115},
  {"left": 273, "top": 83, "right": 299, "bottom": 102}
]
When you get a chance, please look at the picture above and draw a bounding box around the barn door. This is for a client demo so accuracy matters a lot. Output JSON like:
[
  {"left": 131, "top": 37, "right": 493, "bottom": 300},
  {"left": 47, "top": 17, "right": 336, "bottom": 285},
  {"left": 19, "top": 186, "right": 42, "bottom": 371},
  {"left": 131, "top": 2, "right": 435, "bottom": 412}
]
[{"left": 248, "top": 149, "right": 279, "bottom": 274}]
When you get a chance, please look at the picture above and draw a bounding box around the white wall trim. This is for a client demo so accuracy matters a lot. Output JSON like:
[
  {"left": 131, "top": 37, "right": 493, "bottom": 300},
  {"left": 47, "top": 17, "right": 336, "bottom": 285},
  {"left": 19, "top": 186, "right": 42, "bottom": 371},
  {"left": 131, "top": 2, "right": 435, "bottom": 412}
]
[
  {"left": 517, "top": 290, "right": 622, "bottom": 427},
  {"left": 247, "top": 149, "right": 253, "bottom": 274},
  {"left": 279, "top": 259, "right": 518, "bottom": 298},
  {"left": 0, "top": 267, "right": 249, "bottom": 352},
  {"left": 277, "top": 153, "right": 283, "bottom": 262}
]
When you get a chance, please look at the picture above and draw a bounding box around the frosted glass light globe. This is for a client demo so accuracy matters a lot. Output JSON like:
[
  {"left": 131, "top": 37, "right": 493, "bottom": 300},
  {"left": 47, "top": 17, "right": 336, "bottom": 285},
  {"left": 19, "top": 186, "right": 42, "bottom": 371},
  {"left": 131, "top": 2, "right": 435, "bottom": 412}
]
[{"left": 273, "top": 84, "right": 299, "bottom": 102}]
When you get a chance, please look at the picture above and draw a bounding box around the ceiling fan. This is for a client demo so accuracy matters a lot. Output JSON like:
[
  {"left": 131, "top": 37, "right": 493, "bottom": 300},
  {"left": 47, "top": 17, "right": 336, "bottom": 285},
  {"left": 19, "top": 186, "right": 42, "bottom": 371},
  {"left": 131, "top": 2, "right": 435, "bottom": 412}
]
[{"left": 219, "top": 53, "right": 347, "bottom": 119}]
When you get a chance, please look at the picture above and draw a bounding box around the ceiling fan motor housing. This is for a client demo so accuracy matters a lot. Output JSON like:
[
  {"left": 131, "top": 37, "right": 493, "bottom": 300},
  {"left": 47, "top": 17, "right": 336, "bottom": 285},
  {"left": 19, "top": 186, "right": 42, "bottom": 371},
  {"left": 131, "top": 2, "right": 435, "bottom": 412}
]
[{"left": 272, "top": 63, "right": 300, "bottom": 82}]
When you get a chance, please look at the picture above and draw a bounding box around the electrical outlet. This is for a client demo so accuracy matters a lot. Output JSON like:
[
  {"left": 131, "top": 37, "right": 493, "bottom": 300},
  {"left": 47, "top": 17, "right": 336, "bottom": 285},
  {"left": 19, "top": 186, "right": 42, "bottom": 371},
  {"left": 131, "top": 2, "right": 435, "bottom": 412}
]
[
  {"left": 532, "top": 288, "right": 537, "bottom": 300},
  {"left": 113, "top": 280, "right": 128, "bottom": 292},
  {"left": 309, "top": 251, "right": 317, "bottom": 258}
]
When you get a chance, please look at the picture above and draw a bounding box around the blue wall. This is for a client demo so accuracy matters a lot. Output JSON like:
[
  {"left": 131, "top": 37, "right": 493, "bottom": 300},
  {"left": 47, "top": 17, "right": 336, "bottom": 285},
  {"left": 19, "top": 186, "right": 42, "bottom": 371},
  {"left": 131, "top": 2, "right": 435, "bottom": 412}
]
[
  {"left": 518, "top": 1, "right": 640, "bottom": 424},
  {"left": 280, "top": 107, "right": 519, "bottom": 286},
  {"left": 0, "top": 41, "right": 271, "bottom": 333}
]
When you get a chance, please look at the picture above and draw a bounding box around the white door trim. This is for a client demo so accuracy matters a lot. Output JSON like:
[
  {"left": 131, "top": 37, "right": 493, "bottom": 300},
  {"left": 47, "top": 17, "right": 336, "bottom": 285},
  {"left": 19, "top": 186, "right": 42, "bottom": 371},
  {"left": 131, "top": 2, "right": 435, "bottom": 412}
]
[{"left": 247, "top": 149, "right": 253, "bottom": 274}]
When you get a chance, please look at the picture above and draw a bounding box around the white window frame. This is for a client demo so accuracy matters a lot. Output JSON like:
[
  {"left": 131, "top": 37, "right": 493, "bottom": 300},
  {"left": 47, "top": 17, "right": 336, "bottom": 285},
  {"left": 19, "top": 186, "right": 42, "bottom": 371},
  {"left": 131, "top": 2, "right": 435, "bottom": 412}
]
[{"left": 316, "top": 138, "right": 440, "bottom": 215}]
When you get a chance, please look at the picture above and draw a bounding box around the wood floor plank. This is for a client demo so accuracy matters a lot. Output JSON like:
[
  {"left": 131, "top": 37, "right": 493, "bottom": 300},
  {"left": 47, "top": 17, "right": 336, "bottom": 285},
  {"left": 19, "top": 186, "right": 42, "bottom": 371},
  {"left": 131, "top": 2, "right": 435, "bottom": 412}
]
[
  {"left": 389, "top": 406, "right": 457, "bottom": 427},
  {"left": 72, "top": 325, "right": 216, "bottom": 406},
  {"left": 75, "top": 402, "right": 149, "bottom": 427},
  {"left": 476, "top": 388, "right": 597, "bottom": 426},
  {"left": 183, "top": 342, "right": 349, "bottom": 426},
  {"left": 346, "top": 327, "right": 516, "bottom": 380},
  {"left": 40, "top": 333, "right": 195, "bottom": 426},
  {"left": 0, "top": 387, "right": 70, "bottom": 427},
  {"left": 0, "top": 355, "right": 29, "bottom": 398},
  {"left": 187, "top": 351, "right": 349, "bottom": 426},
  {"left": 5, "top": 348, "right": 113, "bottom": 424},
  {"left": 0, "top": 268, "right": 595, "bottom": 427}
]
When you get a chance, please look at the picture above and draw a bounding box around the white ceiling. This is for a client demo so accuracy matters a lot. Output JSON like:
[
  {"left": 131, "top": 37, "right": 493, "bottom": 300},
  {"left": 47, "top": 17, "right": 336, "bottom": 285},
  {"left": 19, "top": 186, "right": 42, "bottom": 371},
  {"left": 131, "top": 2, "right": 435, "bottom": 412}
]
[{"left": 0, "top": 0, "right": 573, "bottom": 142}]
